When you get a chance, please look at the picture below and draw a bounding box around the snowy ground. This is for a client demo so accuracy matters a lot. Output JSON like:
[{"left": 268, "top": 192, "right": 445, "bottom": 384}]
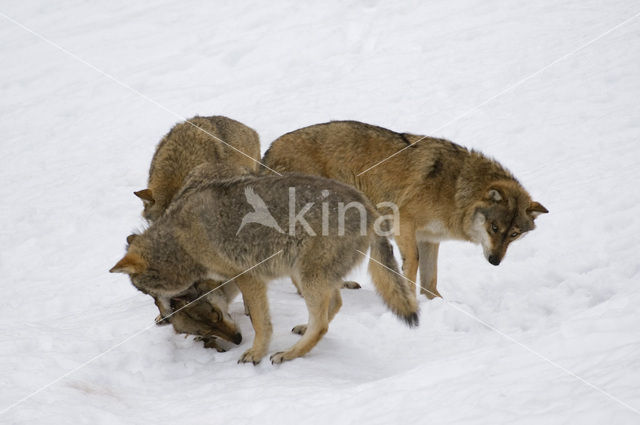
[{"left": 1, "top": 1, "right": 639, "bottom": 423}]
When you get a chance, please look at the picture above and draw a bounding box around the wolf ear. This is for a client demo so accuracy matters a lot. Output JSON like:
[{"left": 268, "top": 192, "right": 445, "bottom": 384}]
[
  {"left": 126, "top": 234, "right": 139, "bottom": 245},
  {"left": 134, "top": 189, "right": 154, "bottom": 203},
  {"left": 109, "top": 252, "right": 147, "bottom": 274},
  {"left": 527, "top": 201, "right": 549, "bottom": 219},
  {"left": 486, "top": 187, "right": 504, "bottom": 203}
]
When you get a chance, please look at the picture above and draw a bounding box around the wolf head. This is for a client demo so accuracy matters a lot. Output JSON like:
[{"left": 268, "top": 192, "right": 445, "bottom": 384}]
[
  {"left": 169, "top": 286, "right": 242, "bottom": 345},
  {"left": 110, "top": 232, "right": 198, "bottom": 298},
  {"left": 110, "top": 234, "right": 242, "bottom": 344},
  {"left": 466, "top": 181, "right": 548, "bottom": 266}
]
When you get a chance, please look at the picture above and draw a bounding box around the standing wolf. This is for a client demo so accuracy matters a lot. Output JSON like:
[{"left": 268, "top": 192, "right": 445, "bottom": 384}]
[
  {"left": 111, "top": 174, "right": 418, "bottom": 364},
  {"left": 263, "top": 121, "right": 548, "bottom": 299},
  {"left": 133, "top": 116, "right": 261, "bottom": 347}
]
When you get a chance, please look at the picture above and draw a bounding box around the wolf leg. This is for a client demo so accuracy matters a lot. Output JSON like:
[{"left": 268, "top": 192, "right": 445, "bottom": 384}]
[
  {"left": 242, "top": 294, "right": 250, "bottom": 316},
  {"left": 327, "top": 288, "right": 343, "bottom": 322},
  {"left": 396, "top": 223, "right": 419, "bottom": 292},
  {"left": 292, "top": 287, "right": 342, "bottom": 335},
  {"left": 291, "top": 276, "right": 303, "bottom": 296},
  {"left": 418, "top": 241, "right": 441, "bottom": 299},
  {"left": 291, "top": 276, "right": 307, "bottom": 334},
  {"left": 272, "top": 280, "right": 333, "bottom": 363},
  {"left": 235, "top": 275, "right": 272, "bottom": 365}
]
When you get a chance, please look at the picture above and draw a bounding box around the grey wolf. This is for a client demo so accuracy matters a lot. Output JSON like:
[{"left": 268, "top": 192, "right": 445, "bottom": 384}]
[
  {"left": 111, "top": 173, "right": 418, "bottom": 364},
  {"left": 263, "top": 120, "right": 548, "bottom": 299}
]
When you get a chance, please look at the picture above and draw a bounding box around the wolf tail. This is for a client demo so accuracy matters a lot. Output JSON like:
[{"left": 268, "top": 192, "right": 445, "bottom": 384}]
[{"left": 368, "top": 234, "right": 419, "bottom": 327}]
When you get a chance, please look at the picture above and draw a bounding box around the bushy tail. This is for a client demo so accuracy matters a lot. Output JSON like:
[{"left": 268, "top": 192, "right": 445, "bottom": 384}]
[{"left": 368, "top": 234, "right": 419, "bottom": 327}]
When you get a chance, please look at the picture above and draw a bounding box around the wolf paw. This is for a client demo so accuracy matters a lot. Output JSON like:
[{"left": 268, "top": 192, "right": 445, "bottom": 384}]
[
  {"left": 270, "top": 351, "right": 290, "bottom": 365},
  {"left": 194, "top": 336, "right": 227, "bottom": 352},
  {"left": 238, "top": 349, "right": 264, "bottom": 365},
  {"left": 342, "top": 280, "right": 361, "bottom": 290},
  {"left": 291, "top": 324, "right": 307, "bottom": 335},
  {"left": 421, "top": 287, "right": 442, "bottom": 299}
]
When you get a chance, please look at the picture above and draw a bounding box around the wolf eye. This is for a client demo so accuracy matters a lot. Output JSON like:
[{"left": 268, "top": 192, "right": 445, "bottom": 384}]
[
  {"left": 491, "top": 224, "right": 498, "bottom": 233},
  {"left": 211, "top": 310, "right": 221, "bottom": 322},
  {"left": 510, "top": 232, "right": 519, "bottom": 238}
]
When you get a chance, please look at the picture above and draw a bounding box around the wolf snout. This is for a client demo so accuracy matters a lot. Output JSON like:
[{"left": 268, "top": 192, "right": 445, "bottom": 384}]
[
  {"left": 231, "top": 332, "right": 242, "bottom": 345},
  {"left": 488, "top": 255, "right": 501, "bottom": 266}
]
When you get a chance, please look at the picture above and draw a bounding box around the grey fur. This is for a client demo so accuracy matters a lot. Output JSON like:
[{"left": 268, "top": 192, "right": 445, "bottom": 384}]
[{"left": 113, "top": 173, "right": 419, "bottom": 364}]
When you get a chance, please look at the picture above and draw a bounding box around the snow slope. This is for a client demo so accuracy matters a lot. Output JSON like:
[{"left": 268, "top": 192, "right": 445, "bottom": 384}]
[{"left": 1, "top": 1, "right": 639, "bottom": 423}]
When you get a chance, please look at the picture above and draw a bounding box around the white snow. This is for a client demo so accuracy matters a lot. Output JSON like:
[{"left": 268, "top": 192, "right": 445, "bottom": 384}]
[{"left": 1, "top": 1, "right": 639, "bottom": 423}]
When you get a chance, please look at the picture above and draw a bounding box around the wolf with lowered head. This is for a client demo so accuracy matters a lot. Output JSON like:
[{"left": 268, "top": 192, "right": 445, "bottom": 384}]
[{"left": 111, "top": 172, "right": 418, "bottom": 364}]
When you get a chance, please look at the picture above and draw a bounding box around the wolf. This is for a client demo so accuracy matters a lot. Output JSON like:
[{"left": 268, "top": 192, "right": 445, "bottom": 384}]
[
  {"left": 134, "top": 115, "right": 261, "bottom": 222},
  {"left": 111, "top": 173, "right": 418, "bottom": 364},
  {"left": 263, "top": 120, "right": 548, "bottom": 299}
]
